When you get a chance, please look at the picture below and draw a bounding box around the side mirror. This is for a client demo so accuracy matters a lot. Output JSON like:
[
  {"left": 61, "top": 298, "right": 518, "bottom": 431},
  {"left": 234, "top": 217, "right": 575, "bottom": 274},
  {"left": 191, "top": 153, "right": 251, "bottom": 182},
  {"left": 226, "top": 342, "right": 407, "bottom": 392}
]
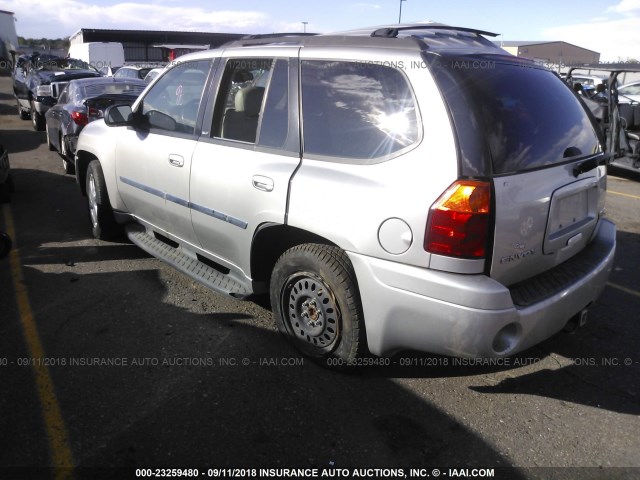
[{"left": 104, "top": 105, "right": 133, "bottom": 126}]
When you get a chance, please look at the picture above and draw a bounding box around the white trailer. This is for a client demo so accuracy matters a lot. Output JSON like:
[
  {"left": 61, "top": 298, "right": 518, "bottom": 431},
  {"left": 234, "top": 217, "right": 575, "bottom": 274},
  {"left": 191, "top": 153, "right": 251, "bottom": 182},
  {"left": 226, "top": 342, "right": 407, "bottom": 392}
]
[
  {"left": 67, "top": 41, "right": 125, "bottom": 73},
  {"left": 0, "top": 10, "right": 18, "bottom": 63}
]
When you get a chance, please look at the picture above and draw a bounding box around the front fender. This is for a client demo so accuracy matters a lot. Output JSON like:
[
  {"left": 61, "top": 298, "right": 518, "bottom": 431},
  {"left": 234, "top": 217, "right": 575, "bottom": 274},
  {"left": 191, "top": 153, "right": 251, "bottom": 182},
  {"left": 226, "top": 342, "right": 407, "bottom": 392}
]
[{"left": 75, "top": 121, "right": 128, "bottom": 212}]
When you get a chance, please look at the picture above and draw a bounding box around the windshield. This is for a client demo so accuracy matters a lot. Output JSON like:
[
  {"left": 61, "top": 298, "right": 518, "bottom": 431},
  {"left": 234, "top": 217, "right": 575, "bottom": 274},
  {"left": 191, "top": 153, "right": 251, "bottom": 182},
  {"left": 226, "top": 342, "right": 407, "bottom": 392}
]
[
  {"left": 35, "top": 57, "right": 97, "bottom": 72},
  {"left": 81, "top": 82, "right": 146, "bottom": 100},
  {"left": 430, "top": 56, "right": 603, "bottom": 176}
]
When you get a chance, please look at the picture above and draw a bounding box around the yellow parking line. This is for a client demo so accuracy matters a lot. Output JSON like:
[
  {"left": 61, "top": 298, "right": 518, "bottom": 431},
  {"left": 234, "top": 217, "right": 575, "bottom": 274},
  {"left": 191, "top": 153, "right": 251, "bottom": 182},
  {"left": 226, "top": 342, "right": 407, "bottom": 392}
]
[
  {"left": 2, "top": 204, "right": 74, "bottom": 480},
  {"left": 609, "top": 190, "right": 640, "bottom": 200},
  {"left": 607, "top": 281, "right": 640, "bottom": 299}
]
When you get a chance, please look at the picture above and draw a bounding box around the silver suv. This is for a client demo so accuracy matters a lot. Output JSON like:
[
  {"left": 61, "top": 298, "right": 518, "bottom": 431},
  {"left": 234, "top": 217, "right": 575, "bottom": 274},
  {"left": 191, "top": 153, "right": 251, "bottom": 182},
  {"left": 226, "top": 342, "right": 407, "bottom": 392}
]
[{"left": 74, "top": 24, "right": 616, "bottom": 363}]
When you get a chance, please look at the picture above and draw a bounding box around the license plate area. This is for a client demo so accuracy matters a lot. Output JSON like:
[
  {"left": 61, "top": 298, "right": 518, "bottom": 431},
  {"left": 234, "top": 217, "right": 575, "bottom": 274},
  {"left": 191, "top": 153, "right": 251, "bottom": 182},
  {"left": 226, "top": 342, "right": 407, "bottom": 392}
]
[{"left": 544, "top": 178, "right": 598, "bottom": 254}]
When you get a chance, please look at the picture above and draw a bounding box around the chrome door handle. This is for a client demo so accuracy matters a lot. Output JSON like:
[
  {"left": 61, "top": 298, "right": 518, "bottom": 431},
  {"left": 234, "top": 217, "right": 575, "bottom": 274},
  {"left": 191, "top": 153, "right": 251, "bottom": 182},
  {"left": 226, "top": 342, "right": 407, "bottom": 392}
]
[
  {"left": 252, "top": 175, "right": 274, "bottom": 192},
  {"left": 169, "top": 154, "right": 184, "bottom": 167}
]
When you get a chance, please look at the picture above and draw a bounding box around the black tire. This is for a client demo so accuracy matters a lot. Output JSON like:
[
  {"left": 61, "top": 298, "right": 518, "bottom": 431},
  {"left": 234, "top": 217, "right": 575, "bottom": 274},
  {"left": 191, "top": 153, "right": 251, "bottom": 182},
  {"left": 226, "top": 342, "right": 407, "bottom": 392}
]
[
  {"left": 17, "top": 99, "right": 29, "bottom": 120},
  {"left": 0, "top": 177, "right": 11, "bottom": 203},
  {"left": 30, "top": 99, "right": 45, "bottom": 131},
  {"left": 0, "top": 232, "right": 11, "bottom": 259},
  {"left": 60, "top": 135, "right": 75, "bottom": 175},
  {"left": 270, "top": 244, "right": 367, "bottom": 364},
  {"left": 86, "top": 160, "right": 120, "bottom": 240}
]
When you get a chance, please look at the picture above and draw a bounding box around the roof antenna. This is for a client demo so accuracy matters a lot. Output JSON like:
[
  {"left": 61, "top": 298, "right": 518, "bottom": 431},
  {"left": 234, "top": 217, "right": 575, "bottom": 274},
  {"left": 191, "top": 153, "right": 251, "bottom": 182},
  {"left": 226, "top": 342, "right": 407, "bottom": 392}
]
[{"left": 399, "top": 0, "right": 407, "bottom": 24}]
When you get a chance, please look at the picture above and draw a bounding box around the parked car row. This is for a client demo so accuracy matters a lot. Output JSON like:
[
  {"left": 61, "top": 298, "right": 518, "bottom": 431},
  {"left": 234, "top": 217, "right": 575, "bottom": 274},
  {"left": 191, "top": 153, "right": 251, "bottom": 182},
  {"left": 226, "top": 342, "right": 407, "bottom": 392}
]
[
  {"left": 11, "top": 51, "right": 163, "bottom": 132},
  {"left": 44, "top": 77, "right": 147, "bottom": 174},
  {"left": 12, "top": 52, "right": 101, "bottom": 130}
]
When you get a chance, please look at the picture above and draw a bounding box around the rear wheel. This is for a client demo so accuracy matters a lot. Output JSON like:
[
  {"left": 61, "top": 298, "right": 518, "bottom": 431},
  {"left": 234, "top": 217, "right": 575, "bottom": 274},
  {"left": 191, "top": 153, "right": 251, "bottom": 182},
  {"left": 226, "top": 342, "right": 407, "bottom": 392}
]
[
  {"left": 86, "top": 160, "right": 120, "bottom": 240},
  {"left": 45, "top": 124, "right": 56, "bottom": 151},
  {"left": 17, "top": 99, "right": 29, "bottom": 120},
  {"left": 270, "top": 244, "right": 367, "bottom": 365},
  {"left": 60, "top": 135, "right": 75, "bottom": 175},
  {"left": 30, "top": 99, "right": 44, "bottom": 131}
]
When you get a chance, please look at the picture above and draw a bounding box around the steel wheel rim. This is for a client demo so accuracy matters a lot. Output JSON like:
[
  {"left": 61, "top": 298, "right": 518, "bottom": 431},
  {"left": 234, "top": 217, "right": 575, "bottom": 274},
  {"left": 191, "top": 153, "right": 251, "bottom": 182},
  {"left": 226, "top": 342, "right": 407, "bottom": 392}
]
[
  {"left": 31, "top": 101, "right": 37, "bottom": 128},
  {"left": 88, "top": 172, "right": 98, "bottom": 228},
  {"left": 281, "top": 272, "right": 340, "bottom": 351}
]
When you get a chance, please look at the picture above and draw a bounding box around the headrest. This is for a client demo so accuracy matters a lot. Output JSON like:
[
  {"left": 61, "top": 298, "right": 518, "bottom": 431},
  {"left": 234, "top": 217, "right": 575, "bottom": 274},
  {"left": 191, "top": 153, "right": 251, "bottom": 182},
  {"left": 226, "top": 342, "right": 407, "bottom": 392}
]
[{"left": 243, "top": 87, "right": 265, "bottom": 117}]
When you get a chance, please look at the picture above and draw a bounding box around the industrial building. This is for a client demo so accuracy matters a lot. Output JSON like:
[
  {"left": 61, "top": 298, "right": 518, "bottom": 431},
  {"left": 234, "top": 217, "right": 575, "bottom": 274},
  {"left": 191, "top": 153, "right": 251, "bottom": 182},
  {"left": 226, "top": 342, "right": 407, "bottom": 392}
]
[
  {"left": 69, "top": 28, "right": 244, "bottom": 64},
  {"left": 496, "top": 40, "right": 600, "bottom": 66}
]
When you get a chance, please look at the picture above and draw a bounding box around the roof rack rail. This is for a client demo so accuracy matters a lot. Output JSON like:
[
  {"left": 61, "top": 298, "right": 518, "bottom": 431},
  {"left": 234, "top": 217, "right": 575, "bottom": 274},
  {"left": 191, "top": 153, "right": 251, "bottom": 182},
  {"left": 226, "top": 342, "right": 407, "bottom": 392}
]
[
  {"left": 371, "top": 25, "right": 499, "bottom": 38},
  {"left": 222, "top": 32, "right": 317, "bottom": 48},
  {"left": 239, "top": 32, "right": 317, "bottom": 40}
]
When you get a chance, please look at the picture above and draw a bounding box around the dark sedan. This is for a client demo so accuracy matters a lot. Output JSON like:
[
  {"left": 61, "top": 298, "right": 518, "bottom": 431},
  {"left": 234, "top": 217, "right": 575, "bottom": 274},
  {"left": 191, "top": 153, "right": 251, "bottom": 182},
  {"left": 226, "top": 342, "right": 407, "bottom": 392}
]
[{"left": 45, "top": 77, "right": 146, "bottom": 174}]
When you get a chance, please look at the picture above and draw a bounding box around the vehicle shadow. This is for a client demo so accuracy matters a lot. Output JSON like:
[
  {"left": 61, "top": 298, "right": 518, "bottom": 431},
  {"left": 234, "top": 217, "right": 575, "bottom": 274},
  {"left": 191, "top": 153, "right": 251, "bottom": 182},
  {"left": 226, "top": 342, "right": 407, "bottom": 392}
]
[
  {"left": 367, "top": 229, "right": 640, "bottom": 416},
  {"left": 467, "top": 228, "right": 639, "bottom": 415},
  {"left": 0, "top": 265, "right": 526, "bottom": 478},
  {"left": 0, "top": 129, "right": 44, "bottom": 154},
  {"left": 608, "top": 167, "right": 640, "bottom": 182}
]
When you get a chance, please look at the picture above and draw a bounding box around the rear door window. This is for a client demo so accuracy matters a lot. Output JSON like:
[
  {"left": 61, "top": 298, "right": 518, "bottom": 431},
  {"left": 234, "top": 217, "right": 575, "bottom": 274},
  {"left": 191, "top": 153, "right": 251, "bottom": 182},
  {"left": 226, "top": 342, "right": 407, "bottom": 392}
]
[
  {"left": 301, "top": 60, "right": 419, "bottom": 163},
  {"left": 211, "top": 57, "right": 296, "bottom": 152}
]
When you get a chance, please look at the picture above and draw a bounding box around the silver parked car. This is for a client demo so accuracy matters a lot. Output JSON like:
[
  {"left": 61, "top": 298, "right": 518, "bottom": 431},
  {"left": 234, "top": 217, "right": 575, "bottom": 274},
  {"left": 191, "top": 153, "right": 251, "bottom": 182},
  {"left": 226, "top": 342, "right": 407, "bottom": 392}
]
[{"left": 74, "top": 24, "right": 616, "bottom": 364}]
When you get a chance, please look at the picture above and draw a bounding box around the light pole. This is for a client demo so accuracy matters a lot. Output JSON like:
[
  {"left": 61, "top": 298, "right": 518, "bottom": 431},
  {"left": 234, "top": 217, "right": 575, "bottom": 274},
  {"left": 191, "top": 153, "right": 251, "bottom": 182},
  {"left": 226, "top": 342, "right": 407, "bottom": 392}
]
[
  {"left": 398, "top": 0, "right": 406, "bottom": 24},
  {"left": 302, "top": 21, "right": 308, "bottom": 33}
]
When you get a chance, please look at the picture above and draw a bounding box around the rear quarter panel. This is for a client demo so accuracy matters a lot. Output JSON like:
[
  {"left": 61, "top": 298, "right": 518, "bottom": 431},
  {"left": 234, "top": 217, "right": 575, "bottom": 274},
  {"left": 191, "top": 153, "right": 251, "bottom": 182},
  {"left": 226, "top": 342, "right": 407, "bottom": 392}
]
[{"left": 287, "top": 51, "right": 459, "bottom": 268}]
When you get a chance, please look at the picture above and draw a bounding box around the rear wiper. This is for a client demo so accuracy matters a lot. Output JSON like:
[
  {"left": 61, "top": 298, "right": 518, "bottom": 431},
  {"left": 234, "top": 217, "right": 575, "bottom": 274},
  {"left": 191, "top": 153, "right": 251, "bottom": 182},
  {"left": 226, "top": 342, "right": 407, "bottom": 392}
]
[{"left": 573, "top": 154, "right": 612, "bottom": 177}]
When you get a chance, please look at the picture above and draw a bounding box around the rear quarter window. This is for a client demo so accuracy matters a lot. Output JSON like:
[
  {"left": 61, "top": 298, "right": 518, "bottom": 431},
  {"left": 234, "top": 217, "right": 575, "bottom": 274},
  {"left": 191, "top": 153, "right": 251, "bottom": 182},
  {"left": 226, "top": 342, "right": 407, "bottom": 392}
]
[
  {"left": 301, "top": 60, "right": 419, "bottom": 163},
  {"left": 431, "top": 58, "right": 602, "bottom": 176}
]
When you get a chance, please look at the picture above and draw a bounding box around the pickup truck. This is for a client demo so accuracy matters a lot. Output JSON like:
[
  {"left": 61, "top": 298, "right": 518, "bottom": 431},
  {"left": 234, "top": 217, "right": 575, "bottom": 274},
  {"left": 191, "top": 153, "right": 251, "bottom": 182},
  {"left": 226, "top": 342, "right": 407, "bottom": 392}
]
[{"left": 12, "top": 52, "right": 101, "bottom": 131}]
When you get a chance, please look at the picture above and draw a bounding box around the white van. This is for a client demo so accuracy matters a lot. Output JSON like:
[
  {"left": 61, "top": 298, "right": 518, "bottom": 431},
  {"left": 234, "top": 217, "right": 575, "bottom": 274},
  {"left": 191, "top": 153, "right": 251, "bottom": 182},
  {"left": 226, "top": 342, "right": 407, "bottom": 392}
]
[{"left": 67, "top": 42, "right": 125, "bottom": 75}]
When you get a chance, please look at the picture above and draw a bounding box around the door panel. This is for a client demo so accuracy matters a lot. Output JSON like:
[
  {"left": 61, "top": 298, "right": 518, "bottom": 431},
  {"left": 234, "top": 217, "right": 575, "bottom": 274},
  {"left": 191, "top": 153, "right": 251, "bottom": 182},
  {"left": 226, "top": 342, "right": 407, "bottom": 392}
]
[
  {"left": 116, "top": 131, "right": 197, "bottom": 242},
  {"left": 190, "top": 145, "right": 299, "bottom": 273},
  {"left": 189, "top": 55, "right": 300, "bottom": 275},
  {"left": 115, "top": 59, "right": 213, "bottom": 244}
]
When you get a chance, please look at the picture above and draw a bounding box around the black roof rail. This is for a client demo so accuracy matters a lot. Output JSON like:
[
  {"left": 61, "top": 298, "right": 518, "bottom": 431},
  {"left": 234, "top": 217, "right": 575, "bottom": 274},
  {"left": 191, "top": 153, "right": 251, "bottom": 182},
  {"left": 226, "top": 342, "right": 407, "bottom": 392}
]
[
  {"left": 239, "top": 32, "right": 318, "bottom": 40},
  {"left": 222, "top": 33, "right": 317, "bottom": 48},
  {"left": 371, "top": 25, "right": 499, "bottom": 38}
]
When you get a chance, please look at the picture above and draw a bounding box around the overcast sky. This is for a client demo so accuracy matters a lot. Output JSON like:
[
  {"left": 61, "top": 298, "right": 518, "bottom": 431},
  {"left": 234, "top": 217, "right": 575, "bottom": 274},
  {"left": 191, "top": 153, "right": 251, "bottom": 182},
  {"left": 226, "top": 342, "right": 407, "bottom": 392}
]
[{"left": 3, "top": 0, "right": 640, "bottom": 62}]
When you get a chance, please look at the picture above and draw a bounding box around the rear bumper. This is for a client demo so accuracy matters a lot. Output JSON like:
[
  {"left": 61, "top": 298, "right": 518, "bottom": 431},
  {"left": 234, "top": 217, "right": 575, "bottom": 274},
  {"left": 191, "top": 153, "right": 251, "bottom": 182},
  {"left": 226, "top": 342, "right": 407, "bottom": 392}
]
[
  {"left": 349, "top": 218, "right": 616, "bottom": 358},
  {"left": 33, "top": 96, "right": 55, "bottom": 114}
]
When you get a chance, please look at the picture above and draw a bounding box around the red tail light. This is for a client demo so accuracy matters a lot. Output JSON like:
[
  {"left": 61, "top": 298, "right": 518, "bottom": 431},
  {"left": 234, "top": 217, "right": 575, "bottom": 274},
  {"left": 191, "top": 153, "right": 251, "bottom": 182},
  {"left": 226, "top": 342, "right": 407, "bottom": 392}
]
[
  {"left": 425, "top": 180, "right": 491, "bottom": 259},
  {"left": 71, "top": 111, "right": 88, "bottom": 126},
  {"left": 87, "top": 107, "right": 103, "bottom": 121}
]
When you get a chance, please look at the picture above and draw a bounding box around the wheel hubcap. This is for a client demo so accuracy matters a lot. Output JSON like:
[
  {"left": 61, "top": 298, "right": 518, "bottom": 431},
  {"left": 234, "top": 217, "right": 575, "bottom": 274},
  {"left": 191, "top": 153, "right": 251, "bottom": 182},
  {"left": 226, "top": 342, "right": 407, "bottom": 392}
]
[
  {"left": 283, "top": 273, "right": 340, "bottom": 349},
  {"left": 88, "top": 173, "right": 98, "bottom": 228}
]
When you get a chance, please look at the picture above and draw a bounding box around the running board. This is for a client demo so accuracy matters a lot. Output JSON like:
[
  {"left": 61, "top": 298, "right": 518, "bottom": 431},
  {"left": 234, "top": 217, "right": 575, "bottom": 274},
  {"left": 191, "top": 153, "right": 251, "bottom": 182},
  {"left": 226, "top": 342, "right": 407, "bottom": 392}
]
[{"left": 126, "top": 225, "right": 250, "bottom": 298}]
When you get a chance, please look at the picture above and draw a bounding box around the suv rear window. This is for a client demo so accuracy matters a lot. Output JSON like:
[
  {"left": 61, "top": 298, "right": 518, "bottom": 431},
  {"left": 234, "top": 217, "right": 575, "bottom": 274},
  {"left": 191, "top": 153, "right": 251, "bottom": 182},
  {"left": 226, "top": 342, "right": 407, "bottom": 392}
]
[
  {"left": 431, "top": 57, "right": 602, "bottom": 176},
  {"left": 301, "top": 60, "right": 419, "bottom": 163}
]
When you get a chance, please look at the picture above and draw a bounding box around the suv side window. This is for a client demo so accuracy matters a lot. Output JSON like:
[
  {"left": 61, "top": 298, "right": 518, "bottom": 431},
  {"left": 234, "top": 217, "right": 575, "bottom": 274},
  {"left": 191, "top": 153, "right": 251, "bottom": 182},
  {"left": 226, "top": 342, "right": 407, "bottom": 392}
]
[
  {"left": 141, "top": 60, "right": 211, "bottom": 135},
  {"left": 212, "top": 58, "right": 276, "bottom": 144},
  {"left": 301, "top": 60, "right": 419, "bottom": 163}
]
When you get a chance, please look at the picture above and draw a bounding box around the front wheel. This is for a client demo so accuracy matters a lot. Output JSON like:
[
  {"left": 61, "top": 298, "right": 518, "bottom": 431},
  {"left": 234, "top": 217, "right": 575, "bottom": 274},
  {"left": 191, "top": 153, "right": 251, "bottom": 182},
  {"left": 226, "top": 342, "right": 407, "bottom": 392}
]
[
  {"left": 86, "top": 160, "right": 120, "bottom": 240},
  {"left": 270, "top": 244, "right": 367, "bottom": 364}
]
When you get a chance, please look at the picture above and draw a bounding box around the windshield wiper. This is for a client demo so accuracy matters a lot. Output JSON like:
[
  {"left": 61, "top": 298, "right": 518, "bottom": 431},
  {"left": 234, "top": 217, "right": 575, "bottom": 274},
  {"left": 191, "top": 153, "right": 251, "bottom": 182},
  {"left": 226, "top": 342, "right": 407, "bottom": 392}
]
[{"left": 573, "top": 154, "right": 611, "bottom": 177}]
